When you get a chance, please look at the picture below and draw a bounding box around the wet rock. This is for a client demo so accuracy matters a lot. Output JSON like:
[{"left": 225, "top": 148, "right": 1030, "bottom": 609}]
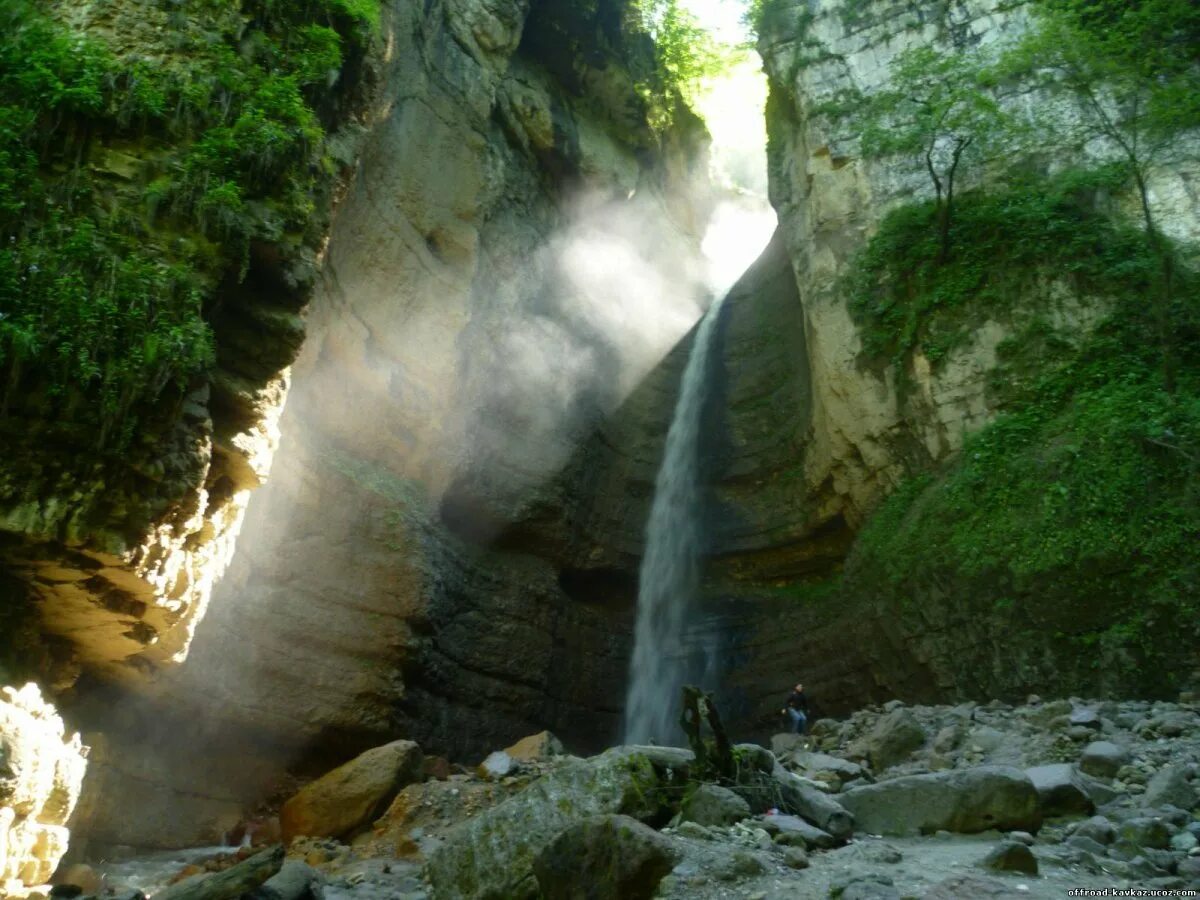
[
  {"left": 1079, "top": 741, "right": 1130, "bottom": 779},
  {"left": 425, "top": 749, "right": 666, "bottom": 899},
  {"left": 1025, "top": 764, "right": 1095, "bottom": 817},
  {"left": 981, "top": 840, "right": 1038, "bottom": 875},
  {"left": 1142, "top": 765, "right": 1197, "bottom": 810},
  {"left": 838, "top": 766, "right": 1040, "bottom": 836},
  {"left": 681, "top": 784, "right": 751, "bottom": 827},
  {"left": 532, "top": 814, "right": 679, "bottom": 900},
  {"left": 280, "top": 741, "right": 423, "bottom": 842},
  {"left": 503, "top": 731, "right": 564, "bottom": 762}
]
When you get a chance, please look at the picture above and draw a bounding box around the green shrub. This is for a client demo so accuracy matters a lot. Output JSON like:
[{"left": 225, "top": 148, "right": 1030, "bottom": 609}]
[{"left": 0, "top": 0, "right": 380, "bottom": 449}]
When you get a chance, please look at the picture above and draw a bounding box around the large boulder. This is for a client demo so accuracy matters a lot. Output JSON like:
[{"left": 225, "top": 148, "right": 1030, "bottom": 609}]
[
  {"left": 280, "top": 740, "right": 423, "bottom": 842},
  {"left": 769, "top": 769, "right": 855, "bottom": 840},
  {"left": 1079, "top": 741, "right": 1129, "bottom": 779},
  {"left": 681, "top": 784, "right": 751, "bottom": 827},
  {"left": 838, "top": 767, "right": 1041, "bottom": 836},
  {"left": 1025, "top": 764, "right": 1095, "bottom": 817},
  {"left": 532, "top": 814, "right": 679, "bottom": 900},
  {"left": 504, "top": 731, "right": 565, "bottom": 762},
  {"left": 1141, "top": 765, "right": 1197, "bottom": 810},
  {"left": 425, "top": 749, "right": 671, "bottom": 899},
  {"left": 857, "top": 709, "right": 927, "bottom": 772},
  {"left": 0, "top": 684, "right": 87, "bottom": 888}
]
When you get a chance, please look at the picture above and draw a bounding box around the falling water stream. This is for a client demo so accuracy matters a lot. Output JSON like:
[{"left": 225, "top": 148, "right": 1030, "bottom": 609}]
[{"left": 623, "top": 292, "right": 726, "bottom": 744}]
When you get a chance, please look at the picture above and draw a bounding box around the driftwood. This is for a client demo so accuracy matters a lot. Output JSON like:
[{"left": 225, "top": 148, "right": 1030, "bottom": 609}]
[
  {"left": 155, "top": 846, "right": 284, "bottom": 900},
  {"left": 679, "top": 685, "right": 735, "bottom": 781}
]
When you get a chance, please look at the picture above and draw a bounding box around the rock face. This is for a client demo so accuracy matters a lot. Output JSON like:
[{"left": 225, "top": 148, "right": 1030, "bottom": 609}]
[
  {"left": 66, "top": 0, "right": 712, "bottom": 848},
  {"left": 0, "top": 0, "right": 378, "bottom": 691},
  {"left": 837, "top": 767, "right": 1041, "bottom": 836},
  {"left": 0, "top": 684, "right": 87, "bottom": 890},
  {"left": 280, "top": 740, "right": 423, "bottom": 842}
]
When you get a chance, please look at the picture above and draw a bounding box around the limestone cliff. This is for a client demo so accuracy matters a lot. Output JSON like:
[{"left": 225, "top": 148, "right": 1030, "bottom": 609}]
[{"left": 64, "top": 0, "right": 714, "bottom": 850}]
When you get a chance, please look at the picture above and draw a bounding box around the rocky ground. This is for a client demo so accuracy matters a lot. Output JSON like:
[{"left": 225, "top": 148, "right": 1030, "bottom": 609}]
[{"left": 45, "top": 696, "right": 1200, "bottom": 899}]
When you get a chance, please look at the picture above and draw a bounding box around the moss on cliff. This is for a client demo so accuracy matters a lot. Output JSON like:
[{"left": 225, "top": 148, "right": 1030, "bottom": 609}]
[
  {"left": 0, "top": 0, "right": 378, "bottom": 450},
  {"left": 832, "top": 169, "right": 1200, "bottom": 694}
]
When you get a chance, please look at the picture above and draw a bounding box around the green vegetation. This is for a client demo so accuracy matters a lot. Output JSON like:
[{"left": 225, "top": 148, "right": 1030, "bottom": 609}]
[
  {"left": 633, "top": 0, "right": 729, "bottom": 129},
  {"left": 847, "top": 165, "right": 1155, "bottom": 368},
  {"left": 1003, "top": 0, "right": 1200, "bottom": 392},
  {"left": 0, "top": 0, "right": 379, "bottom": 449},
  {"left": 779, "top": 0, "right": 1200, "bottom": 689}
]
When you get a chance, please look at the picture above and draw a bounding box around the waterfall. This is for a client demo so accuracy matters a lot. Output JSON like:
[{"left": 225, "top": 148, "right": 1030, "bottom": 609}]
[{"left": 623, "top": 293, "right": 725, "bottom": 744}]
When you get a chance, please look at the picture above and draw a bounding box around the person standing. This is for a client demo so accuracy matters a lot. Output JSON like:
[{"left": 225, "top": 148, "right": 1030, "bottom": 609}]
[{"left": 781, "top": 682, "right": 809, "bottom": 734}]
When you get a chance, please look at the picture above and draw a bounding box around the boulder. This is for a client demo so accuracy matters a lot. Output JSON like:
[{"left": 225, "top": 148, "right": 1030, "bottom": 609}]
[
  {"left": 770, "top": 813, "right": 836, "bottom": 849},
  {"left": 781, "top": 846, "right": 809, "bottom": 869},
  {"left": 1118, "top": 817, "right": 1172, "bottom": 850},
  {"left": 1069, "top": 708, "right": 1102, "bottom": 730},
  {"left": 1142, "top": 765, "right": 1197, "bottom": 810},
  {"left": 859, "top": 709, "right": 926, "bottom": 771},
  {"left": 426, "top": 749, "right": 668, "bottom": 899},
  {"left": 532, "top": 814, "right": 679, "bottom": 900},
  {"left": 789, "top": 751, "right": 865, "bottom": 788},
  {"left": 1025, "top": 764, "right": 1095, "bottom": 817},
  {"left": 681, "top": 784, "right": 751, "bottom": 827},
  {"left": 1079, "top": 741, "right": 1130, "bottom": 779},
  {"left": 1073, "top": 815, "right": 1116, "bottom": 845},
  {"left": 769, "top": 769, "right": 855, "bottom": 839},
  {"left": 504, "top": 731, "right": 565, "bottom": 762},
  {"left": 156, "top": 847, "right": 284, "bottom": 900},
  {"left": 479, "top": 751, "right": 516, "bottom": 779},
  {"left": 981, "top": 840, "right": 1038, "bottom": 875},
  {"left": 838, "top": 766, "right": 1041, "bottom": 836},
  {"left": 771, "top": 734, "right": 807, "bottom": 757},
  {"left": 280, "top": 740, "right": 423, "bottom": 842},
  {"left": 249, "top": 860, "right": 325, "bottom": 900}
]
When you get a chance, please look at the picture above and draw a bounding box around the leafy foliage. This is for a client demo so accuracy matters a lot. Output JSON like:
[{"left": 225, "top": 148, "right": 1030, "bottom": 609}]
[
  {"left": 837, "top": 166, "right": 1200, "bottom": 688},
  {"left": 634, "top": 0, "right": 729, "bottom": 129},
  {"left": 846, "top": 165, "right": 1154, "bottom": 368},
  {"left": 823, "top": 44, "right": 1017, "bottom": 262},
  {"left": 1003, "top": 0, "right": 1200, "bottom": 391},
  {"left": 0, "top": 0, "right": 379, "bottom": 449}
]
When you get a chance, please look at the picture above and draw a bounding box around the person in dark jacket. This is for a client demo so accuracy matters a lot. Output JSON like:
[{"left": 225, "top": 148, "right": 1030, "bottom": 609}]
[{"left": 781, "top": 683, "right": 809, "bottom": 734}]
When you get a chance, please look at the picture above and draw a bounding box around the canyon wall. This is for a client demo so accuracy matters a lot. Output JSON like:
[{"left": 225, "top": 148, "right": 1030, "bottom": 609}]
[{"left": 64, "top": 0, "right": 715, "bottom": 850}]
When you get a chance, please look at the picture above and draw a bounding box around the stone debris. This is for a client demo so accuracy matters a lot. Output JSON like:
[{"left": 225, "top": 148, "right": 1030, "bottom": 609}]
[{"left": 74, "top": 693, "right": 1200, "bottom": 900}]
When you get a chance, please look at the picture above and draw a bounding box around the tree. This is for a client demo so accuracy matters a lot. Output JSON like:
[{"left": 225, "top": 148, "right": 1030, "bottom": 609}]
[
  {"left": 1004, "top": 0, "right": 1200, "bottom": 392},
  {"left": 833, "top": 45, "right": 1014, "bottom": 263}
]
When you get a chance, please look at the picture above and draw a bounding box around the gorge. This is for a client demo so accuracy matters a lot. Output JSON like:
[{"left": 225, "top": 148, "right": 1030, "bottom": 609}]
[{"left": 0, "top": 0, "right": 1198, "bottom": 896}]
